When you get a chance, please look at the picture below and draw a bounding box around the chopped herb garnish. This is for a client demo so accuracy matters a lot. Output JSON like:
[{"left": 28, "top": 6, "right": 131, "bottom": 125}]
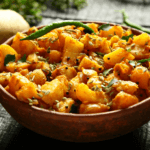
[
  {"left": 105, "top": 78, "right": 118, "bottom": 88},
  {"left": 128, "top": 60, "right": 141, "bottom": 67},
  {"left": 18, "top": 54, "right": 26, "bottom": 63},
  {"left": 98, "top": 24, "right": 111, "bottom": 31},
  {"left": 4, "top": 54, "right": 16, "bottom": 66},
  {"left": 103, "top": 68, "right": 113, "bottom": 77},
  {"left": 126, "top": 48, "right": 131, "bottom": 52},
  {"left": 70, "top": 103, "right": 78, "bottom": 113},
  {"left": 95, "top": 52, "right": 105, "bottom": 56},
  {"left": 138, "top": 58, "right": 150, "bottom": 63},
  {"left": 122, "top": 34, "right": 134, "bottom": 41}
]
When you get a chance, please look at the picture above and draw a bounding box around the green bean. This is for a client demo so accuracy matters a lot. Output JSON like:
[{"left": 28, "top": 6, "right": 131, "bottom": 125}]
[
  {"left": 20, "top": 21, "right": 96, "bottom": 41},
  {"left": 121, "top": 9, "right": 150, "bottom": 34}
]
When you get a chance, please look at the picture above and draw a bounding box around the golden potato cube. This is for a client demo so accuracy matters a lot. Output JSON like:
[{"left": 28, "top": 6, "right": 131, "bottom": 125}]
[
  {"left": 79, "top": 103, "right": 110, "bottom": 114},
  {"left": 99, "top": 25, "right": 123, "bottom": 39},
  {"left": 40, "top": 79, "right": 65, "bottom": 106},
  {"left": 0, "top": 44, "right": 19, "bottom": 71},
  {"left": 16, "top": 82, "right": 38, "bottom": 103},
  {"left": 26, "top": 69, "right": 47, "bottom": 85},
  {"left": 62, "top": 36, "right": 84, "bottom": 66},
  {"left": 78, "top": 56, "right": 104, "bottom": 73},
  {"left": 133, "top": 33, "right": 150, "bottom": 46},
  {"left": 112, "top": 80, "right": 138, "bottom": 95},
  {"left": 8, "top": 72, "right": 30, "bottom": 96},
  {"left": 52, "top": 65, "right": 77, "bottom": 80},
  {"left": 11, "top": 32, "right": 44, "bottom": 56},
  {"left": 103, "top": 48, "right": 135, "bottom": 66},
  {"left": 76, "top": 83, "right": 109, "bottom": 104},
  {"left": 68, "top": 73, "right": 81, "bottom": 100},
  {"left": 53, "top": 98, "right": 75, "bottom": 113},
  {"left": 111, "top": 91, "right": 139, "bottom": 110},
  {"left": 130, "top": 66, "right": 150, "bottom": 89}
]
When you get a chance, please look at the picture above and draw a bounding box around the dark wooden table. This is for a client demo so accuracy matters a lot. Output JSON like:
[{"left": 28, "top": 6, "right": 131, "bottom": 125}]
[{"left": 1, "top": 0, "right": 150, "bottom": 149}]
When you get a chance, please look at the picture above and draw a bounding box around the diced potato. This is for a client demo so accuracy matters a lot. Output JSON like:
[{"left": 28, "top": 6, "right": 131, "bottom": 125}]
[
  {"left": 103, "top": 48, "right": 135, "bottom": 66},
  {"left": 99, "top": 25, "right": 124, "bottom": 39},
  {"left": 62, "top": 36, "right": 84, "bottom": 66},
  {"left": 78, "top": 56, "right": 104, "bottom": 73},
  {"left": 8, "top": 72, "right": 30, "bottom": 96},
  {"left": 8, "top": 72, "right": 38, "bottom": 103},
  {"left": 110, "top": 35, "right": 120, "bottom": 47},
  {"left": 76, "top": 83, "right": 109, "bottom": 104},
  {"left": 55, "top": 75, "right": 69, "bottom": 95},
  {"left": 122, "top": 29, "right": 132, "bottom": 37},
  {"left": 40, "top": 79, "right": 65, "bottom": 106},
  {"left": 52, "top": 65, "right": 77, "bottom": 80},
  {"left": 79, "top": 103, "right": 110, "bottom": 114},
  {"left": 87, "top": 23, "right": 99, "bottom": 33},
  {"left": 16, "top": 82, "right": 39, "bottom": 103},
  {"left": 133, "top": 33, "right": 150, "bottom": 47},
  {"left": 0, "top": 44, "right": 20, "bottom": 71},
  {"left": 112, "top": 80, "right": 138, "bottom": 94},
  {"left": 53, "top": 98, "right": 75, "bottom": 113},
  {"left": 81, "top": 68, "right": 98, "bottom": 83},
  {"left": 87, "top": 76, "right": 103, "bottom": 89},
  {"left": 38, "top": 31, "right": 61, "bottom": 51},
  {"left": 111, "top": 91, "right": 139, "bottom": 110},
  {"left": 0, "top": 72, "right": 11, "bottom": 87},
  {"left": 113, "top": 60, "right": 133, "bottom": 80},
  {"left": 6, "top": 62, "right": 30, "bottom": 73},
  {"left": 29, "top": 61, "right": 50, "bottom": 73},
  {"left": 45, "top": 50, "right": 62, "bottom": 64},
  {"left": 26, "top": 53, "right": 38, "bottom": 64},
  {"left": 80, "top": 34, "right": 111, "bottom": 53},
  {"left": 130, "top": 66, "right": 150, "bottom": 89},
  {"left": 135, "top": 89, "right": 148, "bottom": 101},
  {"left": 26, "top": 69, "right": 47, "bottom": 85},
  {"left": 27, "top": 26, "right": 38, "bottom": 35},
  {"left": 59, "top": 29, "right": 82, "bottom": 50},
  {"left": 68, "top": 73, "right": 81, "bottom": 100},
  {"left": 11, "top": 32, "right": 44, "bottom": 56}
]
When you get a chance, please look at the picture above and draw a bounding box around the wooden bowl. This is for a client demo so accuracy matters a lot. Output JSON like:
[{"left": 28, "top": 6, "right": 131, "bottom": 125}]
[{"left": 0, "top": 21, "right": 150, "bottom": 142}]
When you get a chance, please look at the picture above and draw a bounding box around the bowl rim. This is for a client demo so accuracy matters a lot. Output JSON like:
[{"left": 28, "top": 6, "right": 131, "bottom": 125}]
[{"left": 1, "top": 21, "right": 149, "bottom": 117}]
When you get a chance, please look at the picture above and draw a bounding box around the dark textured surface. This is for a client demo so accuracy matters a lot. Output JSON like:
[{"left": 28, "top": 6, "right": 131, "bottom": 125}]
[{"left": 1, "top": 0, "right": 150, "bottom": 149}]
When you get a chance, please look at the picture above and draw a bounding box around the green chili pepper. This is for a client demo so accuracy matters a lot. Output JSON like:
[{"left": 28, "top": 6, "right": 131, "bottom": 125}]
[
  {"left": 120, "top": 9, "right": 150, "bottom": 34},
  {"left": 20, "top": 21, "right": 96, "bottom": 41}
]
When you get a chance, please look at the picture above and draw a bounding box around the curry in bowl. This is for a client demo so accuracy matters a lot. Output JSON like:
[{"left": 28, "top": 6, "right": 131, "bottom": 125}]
[{"left": 0, "top": 21, "right": 149, "bottom": 114}]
